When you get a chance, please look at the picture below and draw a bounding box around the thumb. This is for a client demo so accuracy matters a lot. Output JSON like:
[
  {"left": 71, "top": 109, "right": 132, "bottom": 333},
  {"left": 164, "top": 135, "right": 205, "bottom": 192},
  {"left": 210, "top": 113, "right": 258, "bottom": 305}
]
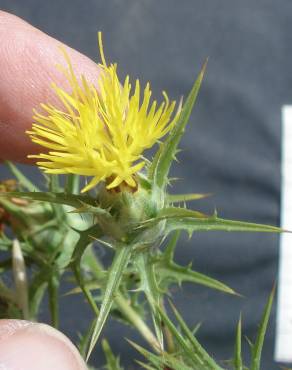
[{"left": 0, "top": 320, "right": 88, "bottom": 370}]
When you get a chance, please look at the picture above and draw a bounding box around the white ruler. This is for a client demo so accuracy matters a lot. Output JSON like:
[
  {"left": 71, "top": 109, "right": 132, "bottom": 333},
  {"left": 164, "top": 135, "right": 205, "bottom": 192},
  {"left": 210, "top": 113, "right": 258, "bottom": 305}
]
[{"left": 275, "top": 105, "right": 292, "bottom": 362}]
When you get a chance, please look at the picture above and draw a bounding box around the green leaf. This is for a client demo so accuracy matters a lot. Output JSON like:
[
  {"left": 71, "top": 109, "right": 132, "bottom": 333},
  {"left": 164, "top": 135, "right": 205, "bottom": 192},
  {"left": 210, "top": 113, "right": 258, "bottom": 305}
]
[
  {"left": 136, "top": 252, "right": 164, "bottom": 350},
  {"left": 78, "top": 318, "right": 97, "bottom": 359},
  {"left": 160, "top": 302, "right": 224, "bottom": 370},
  {"left": 167, "top": 193, "right": 212, "bottom": 204},
  {"left": 129, "top": 340, "right": 193, "bottom": 370},
  {"left": 156, "top": 228, "right": 235, "bottom": 296},
  {"left": 102, "top": 339, "right": 124, "bottom": 370},
  {"left": 71, "top": 224, "right": 103, "bottom": 316},
  {"left": 72, "top": 224, "right": 103, "bottom": 264},
  {"left": 29, "top": 266, "right": 52, "bottom": 320},
  {"left": 153, "top": 305, "right": 210, "bottom": 368},
  {"left": 159, "top": 207, "right": 208, "bottom": 219},
  {"left": 250, "top": 286, "right": 275, "bottom": 370},
  {"left": 156, "top": 258, "right": 236, "bottom": 295},
  {"left": 164, "top": 213, "right": 284, "bottom": 235},
  {"left": 86, "top": 244, "right": 133, "bottom": 360},
  {"left": 149, "top": 61, "right": 207, "bottom": 189},
  {"left": 135, "top": 361, "right": 157, "bottom": 370},
  {"left": 5, "top": 161, "right": 40, "bottom": 192},
  {"left": 234, "top": 314, "right": 243, "bottom": 370},
  {"left": 29, "top": 281, "right": 47, "bottom": 320},
  {"left": 0, "top": 191, "right": 98, "bottom": 209},
  {"left": 114, "top": 294, "right": 161, "bottom": 352},
  {"left": 137, "top": 207, "right": 284, "bottom": 237},
  {"left": 163, "top": 229, "right": 180, "bottom": 262}
]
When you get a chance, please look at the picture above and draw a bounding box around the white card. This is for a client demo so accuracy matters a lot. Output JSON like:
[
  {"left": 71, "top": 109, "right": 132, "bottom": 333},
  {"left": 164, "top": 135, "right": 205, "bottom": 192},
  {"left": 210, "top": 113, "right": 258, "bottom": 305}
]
[{"left": 275, "top": 105, "right": 292, "bottom": 362}]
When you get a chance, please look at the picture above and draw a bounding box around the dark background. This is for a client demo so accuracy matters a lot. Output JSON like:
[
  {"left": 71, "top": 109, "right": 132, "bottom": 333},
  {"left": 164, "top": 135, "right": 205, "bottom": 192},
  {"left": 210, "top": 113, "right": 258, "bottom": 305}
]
[{"left": 0, "top": 1, "right": 291, "bottom": 368}]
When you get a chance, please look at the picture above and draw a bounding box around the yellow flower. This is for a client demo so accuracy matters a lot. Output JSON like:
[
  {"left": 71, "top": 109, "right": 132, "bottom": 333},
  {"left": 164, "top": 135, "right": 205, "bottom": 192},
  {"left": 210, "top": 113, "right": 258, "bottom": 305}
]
[{"left": 27, "top": 33, "right": 179, "bottom": 192}]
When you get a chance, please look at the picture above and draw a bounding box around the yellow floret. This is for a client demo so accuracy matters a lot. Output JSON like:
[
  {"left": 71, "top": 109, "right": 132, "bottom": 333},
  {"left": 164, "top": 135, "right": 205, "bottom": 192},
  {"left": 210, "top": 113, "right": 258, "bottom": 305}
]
[{"left": 27, "top": 33, "right": 179, "bottom": 192}]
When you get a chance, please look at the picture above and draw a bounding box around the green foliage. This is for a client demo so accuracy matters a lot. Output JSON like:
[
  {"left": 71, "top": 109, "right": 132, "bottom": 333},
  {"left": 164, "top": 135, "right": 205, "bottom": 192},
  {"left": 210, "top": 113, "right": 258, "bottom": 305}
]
[
  {"left": 102, "top": 339, "right": 124, "bottom": 370},
  {"left": 250, "top": 286, "right": 275, "bottom": 370},
  {"left": 0, "top": 65, "right": 282, "bottom": 369}
]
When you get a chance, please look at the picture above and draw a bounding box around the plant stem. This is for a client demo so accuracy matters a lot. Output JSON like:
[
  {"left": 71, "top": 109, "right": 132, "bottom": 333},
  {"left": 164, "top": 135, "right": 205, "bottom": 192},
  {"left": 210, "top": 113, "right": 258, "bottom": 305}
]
[
  {"left": 48, "top": 274, "right": 59, "bottom": 328},
  {"left": 73, "top": 263, "right": 99, "bottom": 316}
]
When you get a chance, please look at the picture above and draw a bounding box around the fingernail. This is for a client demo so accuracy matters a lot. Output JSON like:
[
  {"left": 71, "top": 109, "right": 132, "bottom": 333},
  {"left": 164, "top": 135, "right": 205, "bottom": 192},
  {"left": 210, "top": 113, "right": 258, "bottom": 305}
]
[{"left": 0, "top": 320, "right": 87, "bottom": 370}]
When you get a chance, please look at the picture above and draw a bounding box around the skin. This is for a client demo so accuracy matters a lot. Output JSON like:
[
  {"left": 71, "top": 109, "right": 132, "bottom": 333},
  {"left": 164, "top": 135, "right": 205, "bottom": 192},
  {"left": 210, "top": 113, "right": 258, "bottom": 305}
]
[
  {"left": 0, "top": 320, "right": 88, "bottom": 370},
  {"left": 0, "top": 10, "right": 100, "bottom": 162},
  {"left": 0, "top": 10, "right": 103, "bottom": 370}
]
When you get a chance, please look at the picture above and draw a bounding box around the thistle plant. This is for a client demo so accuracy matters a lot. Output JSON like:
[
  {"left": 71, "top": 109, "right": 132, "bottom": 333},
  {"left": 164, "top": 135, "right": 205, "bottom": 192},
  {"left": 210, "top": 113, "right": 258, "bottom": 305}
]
[{"left": 0, "top": 33, "right": 283, "bottom": 369}]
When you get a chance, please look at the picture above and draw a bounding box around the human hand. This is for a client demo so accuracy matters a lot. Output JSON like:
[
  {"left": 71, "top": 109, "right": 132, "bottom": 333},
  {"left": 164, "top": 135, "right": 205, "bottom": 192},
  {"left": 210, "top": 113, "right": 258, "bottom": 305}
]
[
  {"left": 0, "top": 320, "right": 87, "bottom": 369},
  {"left": 0, "top": 10, "right": 101, "bottom": 370},
  {"left": 0, "top": 10, "right": 100, "bottom": 162}
]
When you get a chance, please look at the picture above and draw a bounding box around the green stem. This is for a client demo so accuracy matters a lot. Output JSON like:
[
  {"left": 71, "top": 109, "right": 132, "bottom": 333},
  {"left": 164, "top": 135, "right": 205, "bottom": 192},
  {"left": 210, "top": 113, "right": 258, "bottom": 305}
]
[
  {"left": 71, "top": 225, "right": 102, "bottom": 316},
  {"left": 65, "top": 174, "right": 80, "bottom": 194},
  {"left": 72, "top": 263, "right": 99, "bottom": 316},
  {"left": 48, "top": 274, "right": 59, "bottom": 328}
]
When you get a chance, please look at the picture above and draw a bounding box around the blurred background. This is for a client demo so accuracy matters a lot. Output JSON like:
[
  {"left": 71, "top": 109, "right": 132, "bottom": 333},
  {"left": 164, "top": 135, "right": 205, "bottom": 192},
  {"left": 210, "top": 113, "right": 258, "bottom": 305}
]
[{"left": 0, "top": 0, "right": 291, "bottom": 368}]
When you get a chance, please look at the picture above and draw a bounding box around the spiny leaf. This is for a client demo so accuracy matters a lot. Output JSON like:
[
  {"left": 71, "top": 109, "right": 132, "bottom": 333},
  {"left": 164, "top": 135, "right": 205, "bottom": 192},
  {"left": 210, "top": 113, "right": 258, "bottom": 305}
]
[
  {"left": 250, "top": 285, "right": 275, "bottom": 370},
  {"left": 129, "top": 340, "right": 164, "bottom": 368},
  {"left": 155, "top": 306, "right": 212, "bottom": 368},
  {"left": 159, "top": 207, "right": 208, "bottom": 219},
  {"left": 0, "top": 191, "right": 98, "bottom": 209},
  {"left": 78, "top": 318, "right": 97, "bottom": 359},
  {"left": 72, "top": 224, "right": 103, "bottom": 264},
  {"left": 161, "top": 230, "right": 234, "bottom": 297},
  {"left": 29, "top": 267, "right": 51, "bottom": 319},
  {"left": 234, "top": 314, "right": 243, "bottom": 370},
  {"left": 5, "top": 161, "right": 40, "bottom": 192},
  {"left": 149, "top": 61, "right": 207, "bottom": 189},
  {"left": 102, "top": 339, "right": 124, "bottom": 370},
  {"left": 67, "top": 202, "right": 108, "bottom": 215},
  {"left": 136, "top": 252, "right": 164, "bottom": 350},
  {"left": 167, "top": 193, "right": 212, "bottom": 204},
  {"left": 64, "top": 281, "right": 104, "bottom": 296},
  {"left": 137, "top": 207, "right": 208, "bottom": 229},
  {"left": 164, "top": 214, "right": 285, "bottom": 235},
  {"left": 135, "top": 361, "right": 157, "bottom": 370},
  {"left": 155, "top": 258, "right": 236, "bottom": 295},
  {"left": 168, "top": 302, "right": 225, "bottom": 369},
  {"left": 71, "top": 224, "right": 103, "bottom": 316},
  {"left": 86, "top": 244, "right": 133, "bottom": 360},
  {"left": 115, "top": 294, "right": 161, "bottom": 352},
  {"left": 164, "top": 230, "right": 181, "bottom": 262},
  {"left": 129, "top": 340, "right": 193, "bottom": 370}
]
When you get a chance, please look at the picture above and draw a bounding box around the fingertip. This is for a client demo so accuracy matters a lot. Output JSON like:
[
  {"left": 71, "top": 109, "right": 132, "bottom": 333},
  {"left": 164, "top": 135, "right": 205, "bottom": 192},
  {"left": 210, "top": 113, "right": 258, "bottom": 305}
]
[
  {"left": 0, "top": 11, "right": 100, "bottom": 162},
  {"left": 0, "top": 319, "right": 88, "bottom": 370}
]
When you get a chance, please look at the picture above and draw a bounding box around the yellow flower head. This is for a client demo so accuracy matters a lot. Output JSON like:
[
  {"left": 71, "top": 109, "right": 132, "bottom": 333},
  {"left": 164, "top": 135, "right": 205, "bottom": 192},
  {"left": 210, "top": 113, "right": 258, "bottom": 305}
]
[{"left": 27, "top": 33, "right": 179, "bottom": 192}]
